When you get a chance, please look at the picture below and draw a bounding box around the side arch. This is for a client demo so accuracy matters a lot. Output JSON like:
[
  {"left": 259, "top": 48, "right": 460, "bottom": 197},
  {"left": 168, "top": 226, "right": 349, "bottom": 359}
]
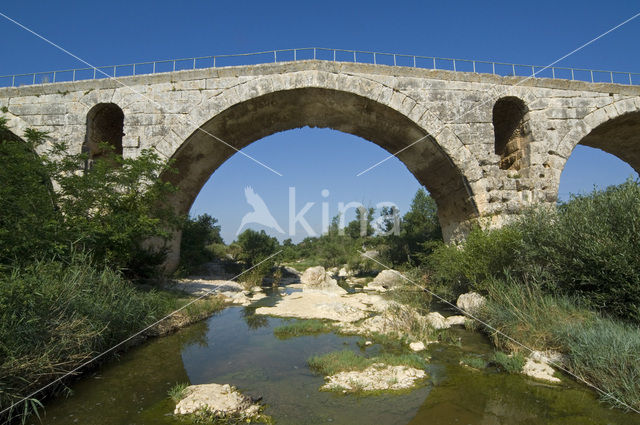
[
  {"left": 555, "top": 99, "right": 640, "bottom": 176},
  {"left": 83, "top": 103, "right": 125, "bottom": 164},
  {"left": 492, "top": 96, "right": 532, "bottom": 171}
]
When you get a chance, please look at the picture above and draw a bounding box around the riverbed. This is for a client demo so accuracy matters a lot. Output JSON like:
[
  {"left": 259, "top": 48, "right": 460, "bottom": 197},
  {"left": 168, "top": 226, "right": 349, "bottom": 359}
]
[{"left": 29, "top": 288, "right": 640, "bottom": 425}]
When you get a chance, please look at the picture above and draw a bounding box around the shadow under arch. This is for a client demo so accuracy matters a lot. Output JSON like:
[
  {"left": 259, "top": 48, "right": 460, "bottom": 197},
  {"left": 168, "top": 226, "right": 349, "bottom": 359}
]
[{"left": 161, "top": 87, "right": 480, "bottom": 270}]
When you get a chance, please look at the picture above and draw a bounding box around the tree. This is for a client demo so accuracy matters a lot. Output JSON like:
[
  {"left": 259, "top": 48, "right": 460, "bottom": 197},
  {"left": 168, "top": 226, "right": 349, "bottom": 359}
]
[
  {"left": 0, "top": 119, "right": 180, "bottom": 277},
  {"left": 236, "top": 229, "right": 279, "bottom": 267},
  {"left": 345, "top": 206, "right": 375, "bottom": 239},
  {"left": 382, "top": 188, "right": 442, "bottom": 266},
  {"left": 178, "top": 214, "right": 223, "bottom": 274}
]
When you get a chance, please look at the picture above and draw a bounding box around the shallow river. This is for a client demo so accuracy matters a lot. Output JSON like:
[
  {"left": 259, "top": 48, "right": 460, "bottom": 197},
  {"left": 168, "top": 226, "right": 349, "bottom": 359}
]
[{"left": 31, "top": 289, "right": 640, "bottom": 425}]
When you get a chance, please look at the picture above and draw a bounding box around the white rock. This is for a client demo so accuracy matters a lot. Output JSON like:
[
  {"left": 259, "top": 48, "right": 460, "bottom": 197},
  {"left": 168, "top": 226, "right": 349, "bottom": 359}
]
[
  {"left": 322, "top": 364, "right": 426, "bottom": 392},
  {"left": 425, "top": 312, "right": 449, "bottom": 329},
  {"left": 530, "top": 350, "right": 566, "bottom": 366},
  {"left": 367, "top": 269, "right": 404, "bottom": 291},
  {"left": 522, "top": 358, "right": 561, "bottom": 383},
  {"left": 255, "top": 291, "right": 371, "bottom": 322},
  {"left": 445, "top": 315, "right": 467, "bottom": 326},
  {"left": 456, "top": 292, "right": 486, "bottom": 315},
  {"left": 169, "top": 279, "right": 243, "bottom": 297},
  {"left": 301, "top": 266, "right": 346, "bottom": 294},
  {"left": 409, "top": 341, "right": 426, "bottom": 352},
  {"left": 338, "top": 267, "right": 349, "bottom": 277},
  {"left": 174, "top": 383, "right": 261, "bottom": 417}
]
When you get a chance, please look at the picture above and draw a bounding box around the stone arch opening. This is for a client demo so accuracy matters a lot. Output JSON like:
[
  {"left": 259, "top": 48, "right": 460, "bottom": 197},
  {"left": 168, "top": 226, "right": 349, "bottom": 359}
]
[
  {"left": 557, "top": 111, "right": 640, "bottom": 200},
  {"left": 83, "top": 103, "right": 124, "bottom": 165},
  {"left": 161, "top": 87, "right": 480, "bottom": 270},
  {"left": 493, "top": 96, "right": 532, "bottom": 171},
  {"left": 576, "top": 110, "right": 640, "bottom": 173}
]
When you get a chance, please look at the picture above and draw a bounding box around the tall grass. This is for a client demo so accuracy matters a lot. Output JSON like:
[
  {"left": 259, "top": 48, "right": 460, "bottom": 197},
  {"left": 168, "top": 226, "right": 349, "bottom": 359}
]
[
  {"left": 480, "top": 276, "right": 640, "bottom": 411},
  {"left": 0, "top": 254, "right": 177, "bottom": 423},
  {"left": 558, "top": 317, "right": 640, "bottom": 411}
]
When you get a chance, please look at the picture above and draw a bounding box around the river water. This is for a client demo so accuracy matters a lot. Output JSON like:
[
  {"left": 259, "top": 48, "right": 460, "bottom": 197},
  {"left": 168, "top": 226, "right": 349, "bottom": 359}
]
[{"left": 30, "top": 289, "right": 640, "bottom": 425}]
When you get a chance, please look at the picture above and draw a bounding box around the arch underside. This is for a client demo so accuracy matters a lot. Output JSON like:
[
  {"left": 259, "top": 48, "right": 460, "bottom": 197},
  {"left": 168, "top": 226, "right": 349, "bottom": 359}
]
[
  {"left": 577, "top": 111, "right": 640, "bottom": 174},
  {"left": 164, "top": 87, "right": 479, "bottom": 237}
]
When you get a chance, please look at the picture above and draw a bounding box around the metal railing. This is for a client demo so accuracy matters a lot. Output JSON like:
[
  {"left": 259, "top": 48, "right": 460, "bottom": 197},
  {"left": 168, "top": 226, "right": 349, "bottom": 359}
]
[{"left": 1, "top": 47, "right": 639, "bottom": 88}]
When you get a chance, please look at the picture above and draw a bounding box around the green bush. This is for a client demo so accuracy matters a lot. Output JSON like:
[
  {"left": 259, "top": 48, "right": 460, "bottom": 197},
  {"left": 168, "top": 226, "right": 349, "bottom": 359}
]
[
  {"left": 428, "top": 225, "right": 522, "bottom": 295},
  {"left": 490, "top": 351, "right": 525, "bottom": 374},
  {"left": 0, "top": 121, "right": 180, "bottom": 278},
  {"left": 514, "top": 181, "right": 640, "bottom": 322},
  {"left": 428, "top": 180, "right": 640, "bottom": 322},
  {"left": 236, "top": 229, "right": 279, "bottom": 268},
  {"left": 177, "top": 214, "right": 223, "bottom": 276}
]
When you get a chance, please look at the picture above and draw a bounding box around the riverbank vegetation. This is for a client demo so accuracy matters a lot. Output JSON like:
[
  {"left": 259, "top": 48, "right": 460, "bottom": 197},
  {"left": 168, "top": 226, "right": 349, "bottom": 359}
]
[
  {"left": 427, "top": 180, "right": 640, "bottom": 410},
  {"left": 0, "top": 120, "right": 222, "bottom": 424}
]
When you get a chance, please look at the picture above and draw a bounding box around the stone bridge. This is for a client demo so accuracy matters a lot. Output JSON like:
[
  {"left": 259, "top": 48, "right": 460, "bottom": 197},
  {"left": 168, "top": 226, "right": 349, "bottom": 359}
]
[{"left": 1, "top": 60, "right": 639, "bottom": 269}]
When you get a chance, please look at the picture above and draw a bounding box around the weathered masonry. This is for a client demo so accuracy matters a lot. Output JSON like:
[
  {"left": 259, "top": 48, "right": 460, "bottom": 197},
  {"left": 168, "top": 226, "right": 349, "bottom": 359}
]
[{"left": 1, "top": 60, "right": 639, "bottom": 269}]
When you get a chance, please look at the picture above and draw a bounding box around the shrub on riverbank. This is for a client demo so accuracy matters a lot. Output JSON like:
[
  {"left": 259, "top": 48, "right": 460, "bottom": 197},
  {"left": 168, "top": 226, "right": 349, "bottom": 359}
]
[
  {"left": 428, "top": 180, "right": 640, "bottom": 323},
  {"left": 0, "top": 256, "right": 189, "bottom": 423},
  {"left": 0, "top": 120, "right": 180, "bottom": 278},
  {"left": 480, "top": 276, "right": 640, "bottom": 411},
  {"left": 273, "top": 319, "right": 330, "bottom": 339}
]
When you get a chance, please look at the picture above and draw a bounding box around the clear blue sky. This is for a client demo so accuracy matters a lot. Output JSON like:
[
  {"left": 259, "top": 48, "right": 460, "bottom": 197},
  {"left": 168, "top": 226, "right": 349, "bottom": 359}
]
[{"left": 2, "top": 1, "right": 639, "bottom": 243}]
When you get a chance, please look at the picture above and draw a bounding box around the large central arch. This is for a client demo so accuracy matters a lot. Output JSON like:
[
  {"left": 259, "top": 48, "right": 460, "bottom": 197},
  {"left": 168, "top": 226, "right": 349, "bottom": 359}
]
[{"left": 161, "top": 87, "right": 480, "bottom": 270}]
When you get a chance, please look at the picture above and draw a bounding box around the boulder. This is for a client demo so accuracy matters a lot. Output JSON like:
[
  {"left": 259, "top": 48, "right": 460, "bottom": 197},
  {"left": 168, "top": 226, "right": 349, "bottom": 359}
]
[
  {"left": 425, "top": 312, "right": 449, "bottom": 329},
  {"left": 522, "top": 358, "right": 561, "bottom": 383},
  {"left": 174, "top": 383, "right": 261, "bottom": 417},
  {"left": 456, "top": 292, "right": 486, "bottom": 315},
  {"left": 366, "top": 269, "right": 404, "bottom": 291},
  {"left": 409, "top": 341, "right": 426, "bottom": 352},
  {"left": 301, "top": 266, "right": 346, "bottom": 294},
  {"left": 338, "top": 267, "right": 350, "bottom": 277},
  {"left": 322, "top": 364, "right": 426, "bottom": 392},
  {"left": 445, "top": 315, "right": 467, "bottom": 326}
]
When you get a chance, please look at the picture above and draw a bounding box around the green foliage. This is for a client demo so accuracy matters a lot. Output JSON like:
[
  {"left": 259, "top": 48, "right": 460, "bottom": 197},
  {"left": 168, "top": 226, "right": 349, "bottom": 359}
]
[
  {"left": 428, "top": 225, "right": 523, "bottom": 296},
  {"left": 273, "top": 319, "right": 330, "bottom": 339},
  {"left": 187, "top": 407, "right": 273, "bottom": 424},
  {"left": 168, "top": 382, "right": 190, "bottom": 403},
  {"left": 429, "top": 180, "right": 640, "bottom": 321},
  {"left": 479, "top": 276, "right": 640, "bottom": 410},
  {"left": 460, "top": 355, "right": 487, "bottom": 370},
  {"left": 380, "top": 188, "right": 442, "bottom": 266},
  {"left": 513, "top": 181, "right": 640, "bottom": 322},
  {"left": 557, "top": 317, "right": 640, "bottom": 411},
  {"left": 177, "top": 214, "right": 223, "bottom": 276},
  {"left": 0, "top": 121, "right": 179, "bottom": 277},
  {"left": 0, "top": 254, "right": 177, "bottom": 423},
  {"left": 236, "top": 229, "right": 279, "bottom": 267},
  {"left": 490, "top": 351, "right": 525, "bottom": 374},
  {"left": 482, "top": 275, "right": 592, "bottom": 352}
]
